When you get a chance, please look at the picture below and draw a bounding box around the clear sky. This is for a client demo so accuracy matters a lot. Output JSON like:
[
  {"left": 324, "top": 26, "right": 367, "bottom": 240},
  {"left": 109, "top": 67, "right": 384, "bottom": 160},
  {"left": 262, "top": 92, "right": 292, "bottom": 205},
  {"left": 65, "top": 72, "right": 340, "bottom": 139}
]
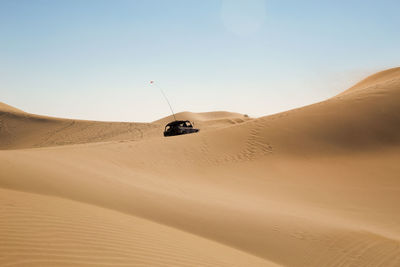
[{"left": 1, "top": 0, "right": 399, "bottom": 122}]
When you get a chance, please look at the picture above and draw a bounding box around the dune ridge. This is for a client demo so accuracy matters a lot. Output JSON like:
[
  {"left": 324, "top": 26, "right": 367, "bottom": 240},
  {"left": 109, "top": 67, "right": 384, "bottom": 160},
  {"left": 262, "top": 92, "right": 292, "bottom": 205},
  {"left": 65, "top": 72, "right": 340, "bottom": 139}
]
[
  {"left": 0, "top": 102, "right": 26, "bottom": 114},
  {"left": 0, "top": 107, "right": 246, "bottom": 150},
  {"left": 153, "top": 110, "right": 250, "bottom": 123},
  {"left": 1, "top": 68, "right": 400, "bottom": 266}
]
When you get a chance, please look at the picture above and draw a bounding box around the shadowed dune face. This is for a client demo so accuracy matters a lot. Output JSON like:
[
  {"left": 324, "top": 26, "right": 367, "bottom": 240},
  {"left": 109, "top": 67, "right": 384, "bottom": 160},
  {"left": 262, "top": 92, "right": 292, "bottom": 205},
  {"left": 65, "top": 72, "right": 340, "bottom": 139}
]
[
  {"left": 1, "top": 188, "right": 273, "bottom": 267},
  {"left": 0, "top": 68, "right": 400, "bottom": 266}
]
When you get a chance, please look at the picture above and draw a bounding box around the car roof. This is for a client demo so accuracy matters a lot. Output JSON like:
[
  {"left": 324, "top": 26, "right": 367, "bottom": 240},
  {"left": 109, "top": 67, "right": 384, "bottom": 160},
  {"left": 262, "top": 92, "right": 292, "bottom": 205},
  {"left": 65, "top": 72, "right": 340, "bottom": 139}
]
[{"left": 165, "top": 120, "right": 190, "bottom": 126}]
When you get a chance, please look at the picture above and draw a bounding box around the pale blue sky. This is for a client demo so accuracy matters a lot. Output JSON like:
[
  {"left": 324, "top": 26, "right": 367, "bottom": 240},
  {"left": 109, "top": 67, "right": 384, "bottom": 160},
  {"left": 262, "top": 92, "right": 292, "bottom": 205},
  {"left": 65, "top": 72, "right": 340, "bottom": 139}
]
[{"left": 1, "top": 0, "right": 399, "bottom": 122}]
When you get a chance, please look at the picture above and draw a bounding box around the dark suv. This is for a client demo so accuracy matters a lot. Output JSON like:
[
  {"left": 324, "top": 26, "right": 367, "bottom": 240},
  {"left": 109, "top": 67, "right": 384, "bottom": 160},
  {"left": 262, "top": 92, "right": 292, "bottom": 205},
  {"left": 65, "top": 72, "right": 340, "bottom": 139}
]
[{"left": 163, "top": 120, "right": 199, "bottom": 137}]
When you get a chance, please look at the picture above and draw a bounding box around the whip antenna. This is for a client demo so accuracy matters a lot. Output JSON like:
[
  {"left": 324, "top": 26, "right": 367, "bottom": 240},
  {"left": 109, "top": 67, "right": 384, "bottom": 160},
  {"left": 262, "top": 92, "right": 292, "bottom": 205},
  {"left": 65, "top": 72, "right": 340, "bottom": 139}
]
[{"left": 150, "top": 81, "right": 177, "bottom": 121}]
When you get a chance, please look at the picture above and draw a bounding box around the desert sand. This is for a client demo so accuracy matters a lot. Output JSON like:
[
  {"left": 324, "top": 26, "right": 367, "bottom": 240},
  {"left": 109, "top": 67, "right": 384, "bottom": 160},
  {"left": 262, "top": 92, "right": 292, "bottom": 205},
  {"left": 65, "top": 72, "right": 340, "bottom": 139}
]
[{"left": 1, "top": 67, "right": 400, "bottom": 266}]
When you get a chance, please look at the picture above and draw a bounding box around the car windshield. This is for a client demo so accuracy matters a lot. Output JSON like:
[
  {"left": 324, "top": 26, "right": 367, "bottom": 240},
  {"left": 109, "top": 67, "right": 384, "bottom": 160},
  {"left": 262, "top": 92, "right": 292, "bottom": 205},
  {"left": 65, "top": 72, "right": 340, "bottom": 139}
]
[{"left": 165, "top": 121, "right": 192, "bottom": 130}]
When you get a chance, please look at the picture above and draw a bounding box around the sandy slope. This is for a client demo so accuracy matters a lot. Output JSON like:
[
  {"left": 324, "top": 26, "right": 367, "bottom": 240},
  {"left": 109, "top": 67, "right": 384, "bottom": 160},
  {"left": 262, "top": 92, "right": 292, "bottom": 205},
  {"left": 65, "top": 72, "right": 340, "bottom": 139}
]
[
  {"left": 0, "top": 188, "right": 272, "bottom": 267},
  {"left": 0, "top": 108, "right": 158, "bottom": 150},
  {"left": 0, "top": 107, "right": 243, "bottom": 149},
  {"left": 1, "top": 68, "right": 400, "bottom": 266}
]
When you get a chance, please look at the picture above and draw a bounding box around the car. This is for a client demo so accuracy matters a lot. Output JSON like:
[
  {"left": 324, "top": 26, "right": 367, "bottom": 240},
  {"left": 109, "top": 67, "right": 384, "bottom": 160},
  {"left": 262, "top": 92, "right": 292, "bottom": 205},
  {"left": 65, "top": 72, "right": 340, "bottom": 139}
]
[{"left": 163, "top": 120, "right": 199, "bottom": 137}]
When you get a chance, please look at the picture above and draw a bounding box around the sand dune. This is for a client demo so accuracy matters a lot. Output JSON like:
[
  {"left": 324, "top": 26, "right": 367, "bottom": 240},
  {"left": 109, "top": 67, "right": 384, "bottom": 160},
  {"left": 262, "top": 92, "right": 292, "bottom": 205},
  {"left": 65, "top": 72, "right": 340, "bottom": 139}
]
[
  {"left": 0, "top": 106, "right": 158, "bottom": 149},
  {"left": 1, "top": 68, "right": 400, "bottom": 266},
  {"left": 0, "top": 107, "right": 245, "bottom": 150},
  {"left": 1, "top": 188, "right": 272, "bottom": 267},
  {"left": 202, "top": 67, "right": 400, "bottom": 157}
]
